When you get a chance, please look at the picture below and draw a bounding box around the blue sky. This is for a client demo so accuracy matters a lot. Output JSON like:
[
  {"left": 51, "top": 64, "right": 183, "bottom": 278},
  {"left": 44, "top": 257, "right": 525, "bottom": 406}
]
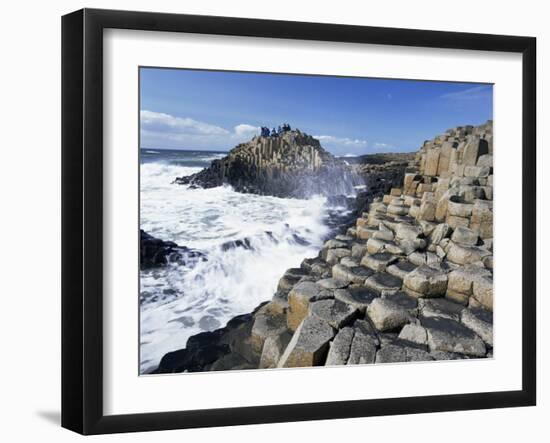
[{"left": 140, "top": 67, "right": 493, "bottom": 156}]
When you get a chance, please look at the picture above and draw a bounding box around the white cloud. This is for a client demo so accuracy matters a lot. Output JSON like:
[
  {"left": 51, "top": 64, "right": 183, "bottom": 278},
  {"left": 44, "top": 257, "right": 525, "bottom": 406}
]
[
  {"left": 440, "top": 85, "right": 492, "bottom": 101},
  {"left": 140, "top": 110, "right": 259, "bottom": 150},
  {"left": 373, "top": 142, "right": 394, "bottom": 150},
  {"left": 140, "top": 110, "right": 229, "bottom": 136},
  {"left": 315, "top": 135, "right": 368, "bottom": 148},
  {"left": 234, "top": 124, "right": 259, "bottom": 137}
]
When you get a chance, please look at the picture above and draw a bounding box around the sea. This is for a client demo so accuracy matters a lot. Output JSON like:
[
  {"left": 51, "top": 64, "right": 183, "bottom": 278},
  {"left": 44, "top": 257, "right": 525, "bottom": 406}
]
[{"left": 139, "top": 148, "right": 354, "bottom": 374}]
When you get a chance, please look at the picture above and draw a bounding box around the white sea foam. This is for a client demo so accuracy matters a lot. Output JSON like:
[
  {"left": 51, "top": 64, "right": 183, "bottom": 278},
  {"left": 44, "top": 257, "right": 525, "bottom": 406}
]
[{"left": 139, "top": 161, "right": 336, "bottom": 373}]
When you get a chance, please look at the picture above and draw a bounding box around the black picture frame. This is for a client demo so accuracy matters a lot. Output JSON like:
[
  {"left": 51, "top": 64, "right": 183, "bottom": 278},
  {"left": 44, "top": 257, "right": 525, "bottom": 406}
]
[{"left": 61, "top": 8, "right": 537, "bottom": 435}]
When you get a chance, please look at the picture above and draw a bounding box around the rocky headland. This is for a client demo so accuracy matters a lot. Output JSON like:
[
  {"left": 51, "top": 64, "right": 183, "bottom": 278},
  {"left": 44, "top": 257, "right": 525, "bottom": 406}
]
[
  {"left": 174, "top": 129, "right": 362, "bottom": 199},
  {"left": 154, "top": 121, "right": 494, "bottom": 373}
]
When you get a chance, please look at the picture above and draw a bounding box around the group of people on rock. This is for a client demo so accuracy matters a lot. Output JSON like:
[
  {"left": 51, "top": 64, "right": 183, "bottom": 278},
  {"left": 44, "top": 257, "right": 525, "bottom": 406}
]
[{"left": 260, "top": 123, "right": 292, "bottom": 137}]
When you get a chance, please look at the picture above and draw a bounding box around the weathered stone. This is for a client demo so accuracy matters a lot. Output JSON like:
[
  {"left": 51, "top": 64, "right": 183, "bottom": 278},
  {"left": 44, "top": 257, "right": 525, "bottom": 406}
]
[
  {"left": 325, "top": 247, "right": 351, "bottom": 265},
  {"left": 423, "top": 316, "right": 486, "bottom": 357},
  {"left": 424, "top": 148, "right": 441, "bottom": 176},
  {"left": 287, "top": 281, "right": 322, "bottom": 331},
  {"left": 361, "top": 252, "right": 398, "bottom": 272},
  {"left": 420, "top": 298, "right": 465, "bottom": 321},
  {"left": 398, "top": 323, "right": 428, "bottom": 345},
  {"left": 451, "top": 226, "right": 479, "bottom": 246},
  {"left": 277, "top": 268, "right": 309, "bottom": 294},
  {"left": 446, "top": 215, "right": 470, "bottom": 230},
  {"left": 340, "top": 256, "right": 360, "bottom": 268},
  {"left": 325, "top": 327, "right": 354, "bottom": 366},
  {"left": 364, "top": 272, "right": 403, "bottom": 295},
  {"left": 387, "top": 260, "right": 417, "bottom": 279},
  {"left": 375, "top": 343, "right": 433, "bottom": 363},
  {"left": 447, "top": 199, "right": 474, "bottom": 218},
  {"left": 334, "top": 287, "right": 379, "bottom": 312},
  {"left": 395, "top": 223, "right": 423, "bottom": 241},
  {"left": 266, "top": 291, "right": 289, "bottom": 315},
  {"left": 461, "top": 307, "right": 493, "bottom": 346},
  {"left": 259, "top": 330, "right": 292, "bottom": 368},
  {"left": 387, "top": 204, "right": 410, "bottom": 216},
  {"left": 347, "top": 320, "right": 378, "bottom": 364},
  {"left": 429, "top": 223, "right": 452, "bottom": 245},
  {"left": 317, "top": 277, "right": 349, "bottom": 290},
  {"left": 356, "top": 226, "right": 378, "bottom": 240},
  {"left": 373, "top": 229, "right": 394, "bottom": 241},
  {"left": 351, "top": 242, "right": 369, "bottom": 259},
  {"left": 301, "top": 257, "right": 330, "bottom": 277},
  {"left": 408, "top": 251, "right": 427, "bottom": 266},
  {"left": 419, "top": 220, "right": 437, "bottom": 237},
  {"left": 477, "top": 154, "right": 493, "bottom": 168},
  {"left": 446, "top": 242, "right": 491, "bottom": 265},
  {"left": 403, "top": 265, "right": 448, "bottom": 298},
  {"left": 472, "top": 274, "right": 493, "bottom": 310},
  {"left": 366, "top": 238, "right": 388, "bottom": 254},
  {"left": 250, "top": 312, "right": 288, "bottom": 353},
  {"left": 447, "top": 264, "right": 491, "bottom": 300},
  {"left": 417, "top": 200, "right": 436, "bottom": 221},
  {"left": 323, "top": 239, "right": 348, "bottom": 250},
  {"left": 382, "top": 291, "right": 419, "bottom": 315},
  {"left": 462, "top": 137, "right": 489, "bottom": 166},
  {"left": 457, "top": 185, "right": 486, "bottom": 203},
  {"left": 367, "top": 298, "right": 411, "bottom": 331},
  {"left": 470, "top": 199, "right": 493, "bottom": 238},
  {"left": 464, "top": 165, "right": 491, "bottom": 178},
  {"left": 278, "top": 315, "right": 335, "bottom": 367},
  {"left": 332, "top": 263, "right": 373, "bottom": 284},
  {"left": 309, "top": 298, "right": 358, "bottom": 329}
]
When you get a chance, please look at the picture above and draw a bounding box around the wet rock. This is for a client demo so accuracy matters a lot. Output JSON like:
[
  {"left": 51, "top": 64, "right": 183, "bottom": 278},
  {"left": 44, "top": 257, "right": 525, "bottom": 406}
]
[
  {"left": 140, "top": 229, "right": 204, "bottom": 270},
  {"left": 278, "top": 315, "right": 335, "bottom": 367}
]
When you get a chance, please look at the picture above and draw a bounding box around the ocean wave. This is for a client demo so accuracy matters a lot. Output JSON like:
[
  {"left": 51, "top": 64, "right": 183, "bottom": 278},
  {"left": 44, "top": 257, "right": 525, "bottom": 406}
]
[{"left": 139, "top": 160, "right": 337, "bottom": 373}]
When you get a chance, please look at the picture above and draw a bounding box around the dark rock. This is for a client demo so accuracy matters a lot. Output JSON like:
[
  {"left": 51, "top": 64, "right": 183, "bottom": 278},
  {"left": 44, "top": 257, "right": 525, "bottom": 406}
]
[
  {"left": 175, "top": 130, "right": 362, "bottom": 199},
  {"left": 140, "top": 229, "right": 204, "bottom": 270}
]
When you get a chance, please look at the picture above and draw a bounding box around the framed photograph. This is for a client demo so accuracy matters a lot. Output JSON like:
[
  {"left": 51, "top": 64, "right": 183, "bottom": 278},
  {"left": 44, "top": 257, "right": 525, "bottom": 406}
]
[{"left": 62, "top": 8, "right": 536, "bottom": 435}]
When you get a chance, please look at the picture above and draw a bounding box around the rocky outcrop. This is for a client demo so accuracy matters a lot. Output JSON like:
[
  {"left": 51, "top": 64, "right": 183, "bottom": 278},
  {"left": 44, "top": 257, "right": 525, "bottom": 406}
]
[
  {"left": 155, "top": 121, "right": 494, "bottom": 373},
  {"left": 174, "top": 129, "right": 360, "bottom": 198},
  {"left": 140, "top": 229, "right": 204, "bottom": 270}
]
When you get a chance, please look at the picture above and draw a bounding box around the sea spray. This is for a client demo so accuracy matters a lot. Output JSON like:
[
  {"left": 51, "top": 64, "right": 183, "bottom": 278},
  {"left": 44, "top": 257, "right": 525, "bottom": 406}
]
[{"left": 139, "top": 151, "right": 350, "bottom": 373}]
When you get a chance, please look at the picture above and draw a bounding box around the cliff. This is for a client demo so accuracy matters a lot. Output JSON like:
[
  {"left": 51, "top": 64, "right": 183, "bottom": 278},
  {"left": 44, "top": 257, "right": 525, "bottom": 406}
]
[
  {"left": 174, "top": 129, "right": 360, "bottom": 198},
  {"left": 155, "top": 120, "right": 494, "bottom": 373}
]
